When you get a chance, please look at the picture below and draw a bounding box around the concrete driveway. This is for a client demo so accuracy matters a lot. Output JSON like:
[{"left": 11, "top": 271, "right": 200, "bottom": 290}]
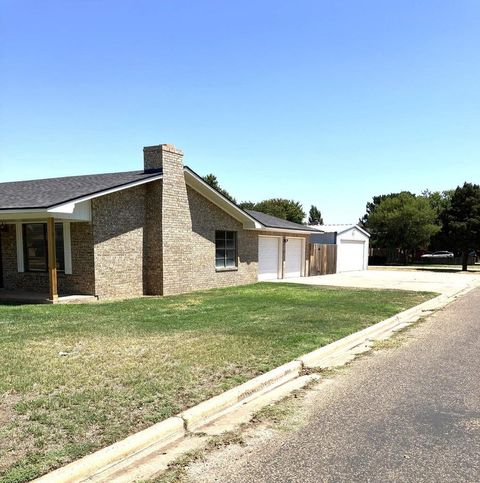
[{"left": 277, "top": 269, "right": 480, "bottom": 296}]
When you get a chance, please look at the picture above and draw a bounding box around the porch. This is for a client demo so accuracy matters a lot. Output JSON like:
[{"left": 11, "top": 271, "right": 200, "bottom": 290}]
[
  {"left": 0, "top": 289, "right": 97, "bottom": 304},
  {"left": 0, "top": 216, "right": 95, "bottom": 302}
]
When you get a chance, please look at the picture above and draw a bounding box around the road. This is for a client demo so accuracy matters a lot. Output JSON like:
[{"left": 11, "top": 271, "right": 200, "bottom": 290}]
[{"left": 187, "top": 288, "right": 480, "bottom": 482}]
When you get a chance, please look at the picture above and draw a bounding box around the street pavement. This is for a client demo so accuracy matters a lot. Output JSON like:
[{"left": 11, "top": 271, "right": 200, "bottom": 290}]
[{"left": 188, "top": 287, "right": 480, "bottom": 482}]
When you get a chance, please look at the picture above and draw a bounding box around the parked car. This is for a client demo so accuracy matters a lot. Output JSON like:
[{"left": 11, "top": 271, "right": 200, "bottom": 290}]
[{"left": 421, "top": 251, "right": 454, "bottom": 259}]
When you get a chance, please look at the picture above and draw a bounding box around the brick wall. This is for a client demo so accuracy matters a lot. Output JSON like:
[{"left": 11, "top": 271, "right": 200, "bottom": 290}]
[
  {"left": 91, "top": 186, "right": 146, "bottom": 298},
  {"left": 188, "top": 186, "right": 258, "bottom": 290},
  {"left": 144, "top": 180, "right": 163, "bottom": 295}
]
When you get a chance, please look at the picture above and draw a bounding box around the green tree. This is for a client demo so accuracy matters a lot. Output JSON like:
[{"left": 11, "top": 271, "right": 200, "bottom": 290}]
[
  {"left": 308, "top": 205, "right": 324, "bottom": 225},
  {"left": 361, "top": 192, "right": 411, "bottom": 228},
  {"left": 241, "top": 198, "right": 305, "bottom": 224},
  {"left": 422, "top": 189, "right": 454, "bottom": 251},
  {"left": 202, "top": 174, "right": 236, "bottom": 203},
  {"left": 440, "top": 182, "right": 480, "bottom": 271},
  {"left": 238, "top": 201, "right": 256, "bottom": 210},
  {"left": 422, "top": 189, "right": 454, "bottom": 216},
  {"left": 367, "top": 192, "right": 441, "bottom": 264}
]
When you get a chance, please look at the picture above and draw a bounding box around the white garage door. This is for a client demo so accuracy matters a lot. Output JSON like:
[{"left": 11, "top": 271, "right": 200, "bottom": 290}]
[
  {"left": 338, "top": 240, "right": 365, "bottom": 272},
  {"left": 258, "top": 237, "right": 280, "bottom": 280},
  {"left": 284, "top": 237, "right": 303, "bottom": 278}
]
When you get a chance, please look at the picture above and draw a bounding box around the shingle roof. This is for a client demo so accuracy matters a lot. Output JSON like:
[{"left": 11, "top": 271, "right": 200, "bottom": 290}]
[
  {"left": 245, "top": 209, "right": 318, "bottom": 232},
  {"left": 0, "top": 170, "right": 162, "bottom": 210}
]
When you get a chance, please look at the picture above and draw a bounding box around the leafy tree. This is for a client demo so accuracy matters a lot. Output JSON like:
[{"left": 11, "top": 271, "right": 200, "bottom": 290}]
[
  {"left": 422, "top": 189, "right": 454, "bottom": 216},
  {"left": 241, "top": 198, "right": 305, "bottom": 224},
  {"left": 440, "top": 182, "right": 480, "bottom": 270},
  {"left": 238, "top": 201, "right": 256, "bottom": 210},
  {"left": 360, "top": 192, "right": 411, "bottom": 227},
  {"left": 202, "top": 174, "right": 236, "bottom": 203},
  {"left": 308, "top": 205, "right": 324, "bottom": 225},
  {"left": 367, "top": 192, "right": 441, "bottom": 263},
  {"left": 423, "top": 189, "right": 454, "bottom": 251}
]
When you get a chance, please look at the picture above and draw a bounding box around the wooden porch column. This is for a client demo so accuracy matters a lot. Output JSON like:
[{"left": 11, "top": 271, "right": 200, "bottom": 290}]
[{"left": 47, "top": 218, "right": 58, "bottom": 302}]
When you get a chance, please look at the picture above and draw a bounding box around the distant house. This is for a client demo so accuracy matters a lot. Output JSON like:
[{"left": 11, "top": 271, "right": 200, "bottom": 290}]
[
  {"left": 309, "top": 224, "right": 370, "bottom": 273},
  {"left": 0, "top": 144, "right": 316, "bottom": 300}
]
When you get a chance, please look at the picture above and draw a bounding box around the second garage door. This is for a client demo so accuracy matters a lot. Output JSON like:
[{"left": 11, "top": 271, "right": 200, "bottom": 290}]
[{"left": 284, "top": 237, "right": 303, "bottom": 278}]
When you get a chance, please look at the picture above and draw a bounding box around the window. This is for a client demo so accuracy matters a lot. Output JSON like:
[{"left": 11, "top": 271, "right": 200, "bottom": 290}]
[
  {"left": 23, "top": 223, "right": 65, "bottom": 272},
  {"left": 215, "top": 231, "right": 237, "bottom": 269}
]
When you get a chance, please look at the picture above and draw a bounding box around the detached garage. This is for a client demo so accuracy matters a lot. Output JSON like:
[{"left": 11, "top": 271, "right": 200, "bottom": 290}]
[{"left": 309, "top": 224, "right": 370, "bottom": 273}]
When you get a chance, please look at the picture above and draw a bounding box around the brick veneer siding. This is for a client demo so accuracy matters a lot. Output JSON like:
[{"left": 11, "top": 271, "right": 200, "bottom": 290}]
[
  {"left": 91, "top": 185, "right": 146, "bottom": 298},
  {"left": 0, "top": 222, "right": 94, "bottom": 295},
  {"left": 144, "top": 180, "right": 163, "bottom": 295},
  {"left": 187, "top": 186, "right": 258, "bottom": 290}
]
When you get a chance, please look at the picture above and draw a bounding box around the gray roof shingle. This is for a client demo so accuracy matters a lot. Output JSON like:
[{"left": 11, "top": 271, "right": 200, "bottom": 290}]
[
  {"left": 245, "top": 209, "right": 317, "bottom": 232},
  {"left": 0, "top": 170, "right": 162, "bottom": 210}
]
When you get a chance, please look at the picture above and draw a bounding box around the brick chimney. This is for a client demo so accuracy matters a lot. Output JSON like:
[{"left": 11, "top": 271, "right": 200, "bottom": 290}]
[
  {"left": 143, "top": 143, "right": 183, "bottom": 172},
  {"left": 143, "top": 144, "right": 192, "bottom": 296}
]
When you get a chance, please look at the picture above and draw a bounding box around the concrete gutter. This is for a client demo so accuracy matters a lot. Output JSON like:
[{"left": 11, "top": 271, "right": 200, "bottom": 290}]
[{"left": 34, "top": 282, "right": 480, "bottom": 483}]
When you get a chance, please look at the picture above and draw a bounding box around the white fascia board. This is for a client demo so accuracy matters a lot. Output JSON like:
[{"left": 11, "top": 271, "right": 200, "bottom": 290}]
[
  {"left": 184, "top": 169, "right": 263, "bottom": 229},
  {"left": 0, "top": 203, "right": 91, "bottom": 222}
]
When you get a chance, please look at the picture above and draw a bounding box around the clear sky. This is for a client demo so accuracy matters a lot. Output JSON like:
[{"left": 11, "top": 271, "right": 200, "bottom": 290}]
[{"left": 1, "top": 1, "right": 479, "bottom": 223}]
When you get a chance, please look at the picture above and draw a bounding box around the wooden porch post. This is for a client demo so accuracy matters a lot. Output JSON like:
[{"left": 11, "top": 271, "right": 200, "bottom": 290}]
[{"left": 47, "top": 218, "right": 58, "bottom": 302}]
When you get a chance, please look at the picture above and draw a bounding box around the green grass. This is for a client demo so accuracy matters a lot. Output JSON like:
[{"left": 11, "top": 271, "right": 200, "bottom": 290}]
[{"left": 0, "top": 283, "right": 433, "bottom": 482}]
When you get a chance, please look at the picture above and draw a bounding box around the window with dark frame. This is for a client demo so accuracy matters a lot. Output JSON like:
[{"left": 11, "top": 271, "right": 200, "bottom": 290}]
[
  {"left": 22, "top": 223, "right": 65, "bottom": 272},
  {"left": 215, "top": 230, "right": 237, "bottom": 269}
]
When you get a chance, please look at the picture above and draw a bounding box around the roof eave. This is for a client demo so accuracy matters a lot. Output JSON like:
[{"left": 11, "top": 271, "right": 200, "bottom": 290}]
[
  {"left": 0, "top": 173, "right": 163, "bottom": 221},
  {"left": 184, "top": 168, "right": 263, "bottom": 229},
  {"left": 250, "top": 226, "right": 317, "bottom": 235}
]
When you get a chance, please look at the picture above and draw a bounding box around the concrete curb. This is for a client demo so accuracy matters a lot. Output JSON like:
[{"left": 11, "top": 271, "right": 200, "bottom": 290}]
[
  {"left": 34, "top": 283, "right": 479, "bottom": 482},
  {"left": 181, "top": 360, "right": 302, "bottom": 431},
  {"left": 34, "top": 417, "right": 185, "bottom": 483}
]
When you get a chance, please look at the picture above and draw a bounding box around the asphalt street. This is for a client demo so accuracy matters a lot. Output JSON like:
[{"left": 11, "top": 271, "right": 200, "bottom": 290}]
[{"left": 190, "top": 287, "right": 480, "bottom": 482}]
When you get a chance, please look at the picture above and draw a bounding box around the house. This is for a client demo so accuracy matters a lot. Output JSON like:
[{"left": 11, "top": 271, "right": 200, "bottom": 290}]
[
  {"left": 0, "top": 144, "right": 317, "bottom": 301},
  {"left": 309, "top": 224, "right": 370, "bottom": 273}
]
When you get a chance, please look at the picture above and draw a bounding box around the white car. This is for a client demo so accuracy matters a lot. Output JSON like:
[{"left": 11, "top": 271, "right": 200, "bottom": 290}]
[{"left": 421, "top": 251, "right": 454, "bottom": 259}]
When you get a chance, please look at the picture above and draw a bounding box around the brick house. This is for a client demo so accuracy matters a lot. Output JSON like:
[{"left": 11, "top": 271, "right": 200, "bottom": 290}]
[{"left": 0, "top": 144, "right": 316, "bottom": 301}]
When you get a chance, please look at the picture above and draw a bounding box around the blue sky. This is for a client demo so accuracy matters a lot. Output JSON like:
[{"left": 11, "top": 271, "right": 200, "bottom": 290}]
[{"left": 1, "top": 1, "right": 479, "bottom": 223}]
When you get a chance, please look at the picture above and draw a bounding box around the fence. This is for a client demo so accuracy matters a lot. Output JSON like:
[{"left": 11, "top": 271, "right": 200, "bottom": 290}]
[{"left": 309, "top": 244, "right": 337, "bottom": 275}]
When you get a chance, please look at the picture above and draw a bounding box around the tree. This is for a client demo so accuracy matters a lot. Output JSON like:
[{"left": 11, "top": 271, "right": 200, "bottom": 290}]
[
  {"left": 423, "top": 189, "right": 454, "bottom": 251},
  {"left": 422, "top": 189, "right": 454, "bottom": 216},
  {"left": 308, "top": 205, "right": 323, "bottom": 225},
  {"left": 202, "top": 174, "right": 236, "bottom": 203},
  {"left": 240, "top": 198, "right": 305, "bottom": 224},
  {"left": 367, "top": 192, "right": 441, "bottom": 264},
  {"left": 441, "top": 182, "right": 480, "bottom": 271},
  {"left": 238, "top": 201, "right": 255, "bottom": 210},
  {"left": 360, "top": 192, "right": 411, "bottom": 227}
]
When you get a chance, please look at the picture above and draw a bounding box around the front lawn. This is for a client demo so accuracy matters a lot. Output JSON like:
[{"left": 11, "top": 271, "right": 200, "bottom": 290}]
[{"left": 0, "top": 283, "right": 433, "bottom": 482}]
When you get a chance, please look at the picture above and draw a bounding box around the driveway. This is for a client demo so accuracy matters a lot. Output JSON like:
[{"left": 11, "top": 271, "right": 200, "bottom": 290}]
[
  {"left": 187, "top": 288, "right": 480, "bottom": 483},
  {"left": 277, "top": 268, "right": 480, "bottom": 296}
]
